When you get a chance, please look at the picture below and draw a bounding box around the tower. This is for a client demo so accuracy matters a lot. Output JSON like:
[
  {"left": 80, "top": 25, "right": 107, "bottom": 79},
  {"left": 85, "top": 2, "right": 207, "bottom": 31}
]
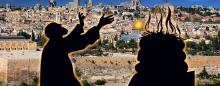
[
  {"left": 74, "top": 0, "right": 80, "bottom": 8},
  {"left": 131, "top": 0, "right": 141, "bottom": 8},
  {"left": 131, "top": 0, "right": 141, "bottom": 18},
  {"left": 55, "top": 10, "right": 61, "bottom": 23},
  {"left": 6, "top": 4, "right": 10, "bottom": 11},
  {"left": 49, "top": 0, "right": 56, "bottom": 8}
]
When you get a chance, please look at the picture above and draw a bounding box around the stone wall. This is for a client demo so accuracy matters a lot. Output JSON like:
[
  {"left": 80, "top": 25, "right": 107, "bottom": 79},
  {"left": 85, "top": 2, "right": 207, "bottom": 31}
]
[
  {"left": 0, "top": 40, "right": 37, "bottom": 51},
  {"left": 0, "top": 58, "right": 8, "bottom": 86}
]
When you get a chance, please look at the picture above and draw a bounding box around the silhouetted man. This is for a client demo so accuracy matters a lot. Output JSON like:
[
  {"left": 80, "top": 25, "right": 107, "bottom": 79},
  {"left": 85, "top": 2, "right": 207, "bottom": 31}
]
[
  {"left": 128, "top": 7, "right": 194, "bottom": 86},
  {"left": 40, "top": 13, "right": 114, "bottom": 86}
]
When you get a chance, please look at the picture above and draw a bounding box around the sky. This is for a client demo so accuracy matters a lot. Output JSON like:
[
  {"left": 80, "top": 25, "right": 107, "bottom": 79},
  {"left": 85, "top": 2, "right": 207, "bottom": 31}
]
[{"left": 0, "top": 0, "right": 220, "bottom": 8}]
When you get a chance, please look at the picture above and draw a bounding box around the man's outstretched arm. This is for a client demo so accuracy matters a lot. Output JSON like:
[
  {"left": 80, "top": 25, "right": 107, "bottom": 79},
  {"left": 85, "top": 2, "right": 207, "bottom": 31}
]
[
  {"left": 65, "top": 14, "right": 114, "bottom": 52},
  {"left": 77, "top": 14, "right": 114, "bottom": 48},
  {"left": 65, "top": 12, "right": 85, "bottom": 40}
]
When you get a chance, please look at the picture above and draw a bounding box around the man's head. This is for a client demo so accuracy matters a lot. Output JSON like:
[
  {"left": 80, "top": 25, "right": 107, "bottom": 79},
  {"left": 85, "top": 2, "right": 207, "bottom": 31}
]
[{"left": 45, "top": 22, "right": 68, "bottom": 39}]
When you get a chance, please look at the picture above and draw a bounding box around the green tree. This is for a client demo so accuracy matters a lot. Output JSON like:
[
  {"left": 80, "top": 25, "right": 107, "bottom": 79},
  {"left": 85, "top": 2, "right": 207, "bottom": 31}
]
[
  {"left": 128, "top": 39, "right": 137, "bottom": 53},
  {"left": 203, "top": 12, "right": 212, "bottom": 16},
  {"left": 208, "top": 31, "right": 220, "bottom": 55},
  {"left": 17, "top": 31, "right": 31, "bottom": 39},
  {"left": 198, "top": 40, "right": 206, "bottom": 51},
  {"left": 212, "top": 38, "right": 220, "bottom": 51},
  {"left": 106, "top": 42, "right": 114, "bottom": 50},
  {"left": 95, "top": 79, "right": 107, "bottom": 85},
  {"left": 116, "top": 40, "right": 127, "bottom": 50},
  {"left": 127, "top": 39, "right": 137, "bottom": 48},
  {"left": 37, "top": 34, "right": 47, "bottom": 46},
  {"left": 82, "top": 80, "right": 90, "bottom": 86},
  {"left": 186, "top": 41, "right": 198, "bottom": 50},
  {"left": 31, "top": 30, "right": 36, "bottom": 41},
  {"left": 75, "top": 67, "right": 83, "bottom": 77},
  {"left": 187, "top": 49, "right": 197, "bottom": 55},
  {"left": 102, "top": 40, "right": 114, "bottom": 50},
  {"left": 198, "top": 66, "right": 209, "bottom": 79},
  {"left": 30, "top": 77, "right": 38, "bottom": 86},
  {"left": 185, "top": 41, "right": 199, "bottom": 55}
]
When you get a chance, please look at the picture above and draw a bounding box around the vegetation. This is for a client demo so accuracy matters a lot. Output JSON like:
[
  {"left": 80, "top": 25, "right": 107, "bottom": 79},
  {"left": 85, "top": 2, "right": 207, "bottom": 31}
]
[
  {"left": 197, "top": 66, "right": 220, "bottom": 86},
  {"left": 75, "top": 67, "right": 83, "bottom": 77},
  {"left": 95, "top": 79, "right": 107, "bottom": 85},
  {"left": 30, "top": 77, "right": 38, "bottom": 86},
  {"left": 197, "top": 67, "right": 209, "bottom": 79},
  {"left": 37, "top": 34, "right": 47, "bottom": 46},
  {"left": 186, "top": 40, "right": 213, "bottom": 56},
  {"left": 127, "top": 39, "right": 138, "bottom": 53},
  {"left": 116, "top": 40, "right": 127, "bottom": 50},
  {"left": 75, "top": 39, "right": 138, "bottom": 56},
  {"left": 186, "top": 31, "right": 220, "bottom": 56},
  {"left": 82, "top": 80, "right": 90, "bottom": 86},
  {"left": 102, "top": 40, "right": 114, "bottom": 50},
  {"left": 17, "top": 31, "right": 31, "bottom": 39},
  {"left": 31, "top": 31, "right": 36, "bottom": 41},
  {"left": 77, "top": 49, "right": 104, "bottom": 56}
]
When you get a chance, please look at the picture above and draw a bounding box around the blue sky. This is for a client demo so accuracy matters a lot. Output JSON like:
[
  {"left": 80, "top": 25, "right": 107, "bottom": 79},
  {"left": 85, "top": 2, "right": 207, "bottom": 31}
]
[{"left": 0, "top": 0, "right": 220, "bottom": 8}]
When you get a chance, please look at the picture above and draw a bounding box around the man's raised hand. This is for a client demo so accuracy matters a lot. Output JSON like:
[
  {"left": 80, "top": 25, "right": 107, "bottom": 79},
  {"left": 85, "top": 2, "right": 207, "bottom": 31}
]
[
  {"left": 78, "top": 12, "right": 85, "bottom": 26},
  {"left": 98, "top": 14, "right": 114, "bottom": 27}
]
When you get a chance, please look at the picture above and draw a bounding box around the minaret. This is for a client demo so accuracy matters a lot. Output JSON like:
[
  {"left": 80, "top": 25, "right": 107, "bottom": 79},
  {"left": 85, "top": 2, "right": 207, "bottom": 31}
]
[
  {"left": 55, "top": 10, "right": 61, "bottom": 23},
  {"left": 131, "top": 0, "right": 141, "bottom": 10},
  {"left": 49, "top": 0, "right": 56, "bottom": 8},
  {"left": 6, "top": 4, "right": 10, "bottom": 11},
  {"left": 131, "top": 0, "right": 140, "bottom": 18}
]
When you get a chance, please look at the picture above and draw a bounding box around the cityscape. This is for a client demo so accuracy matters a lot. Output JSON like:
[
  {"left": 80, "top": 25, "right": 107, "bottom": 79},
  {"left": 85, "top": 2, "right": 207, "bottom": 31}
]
[{"left": 0, "top": 0, "right": 220, "bottom": 86}]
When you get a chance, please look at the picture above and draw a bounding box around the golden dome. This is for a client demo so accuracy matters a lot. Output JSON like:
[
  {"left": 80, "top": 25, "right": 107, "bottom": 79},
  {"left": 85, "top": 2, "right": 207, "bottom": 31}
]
[{"left": 132, "top": 20, "right": 145, "bottom": 30}]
